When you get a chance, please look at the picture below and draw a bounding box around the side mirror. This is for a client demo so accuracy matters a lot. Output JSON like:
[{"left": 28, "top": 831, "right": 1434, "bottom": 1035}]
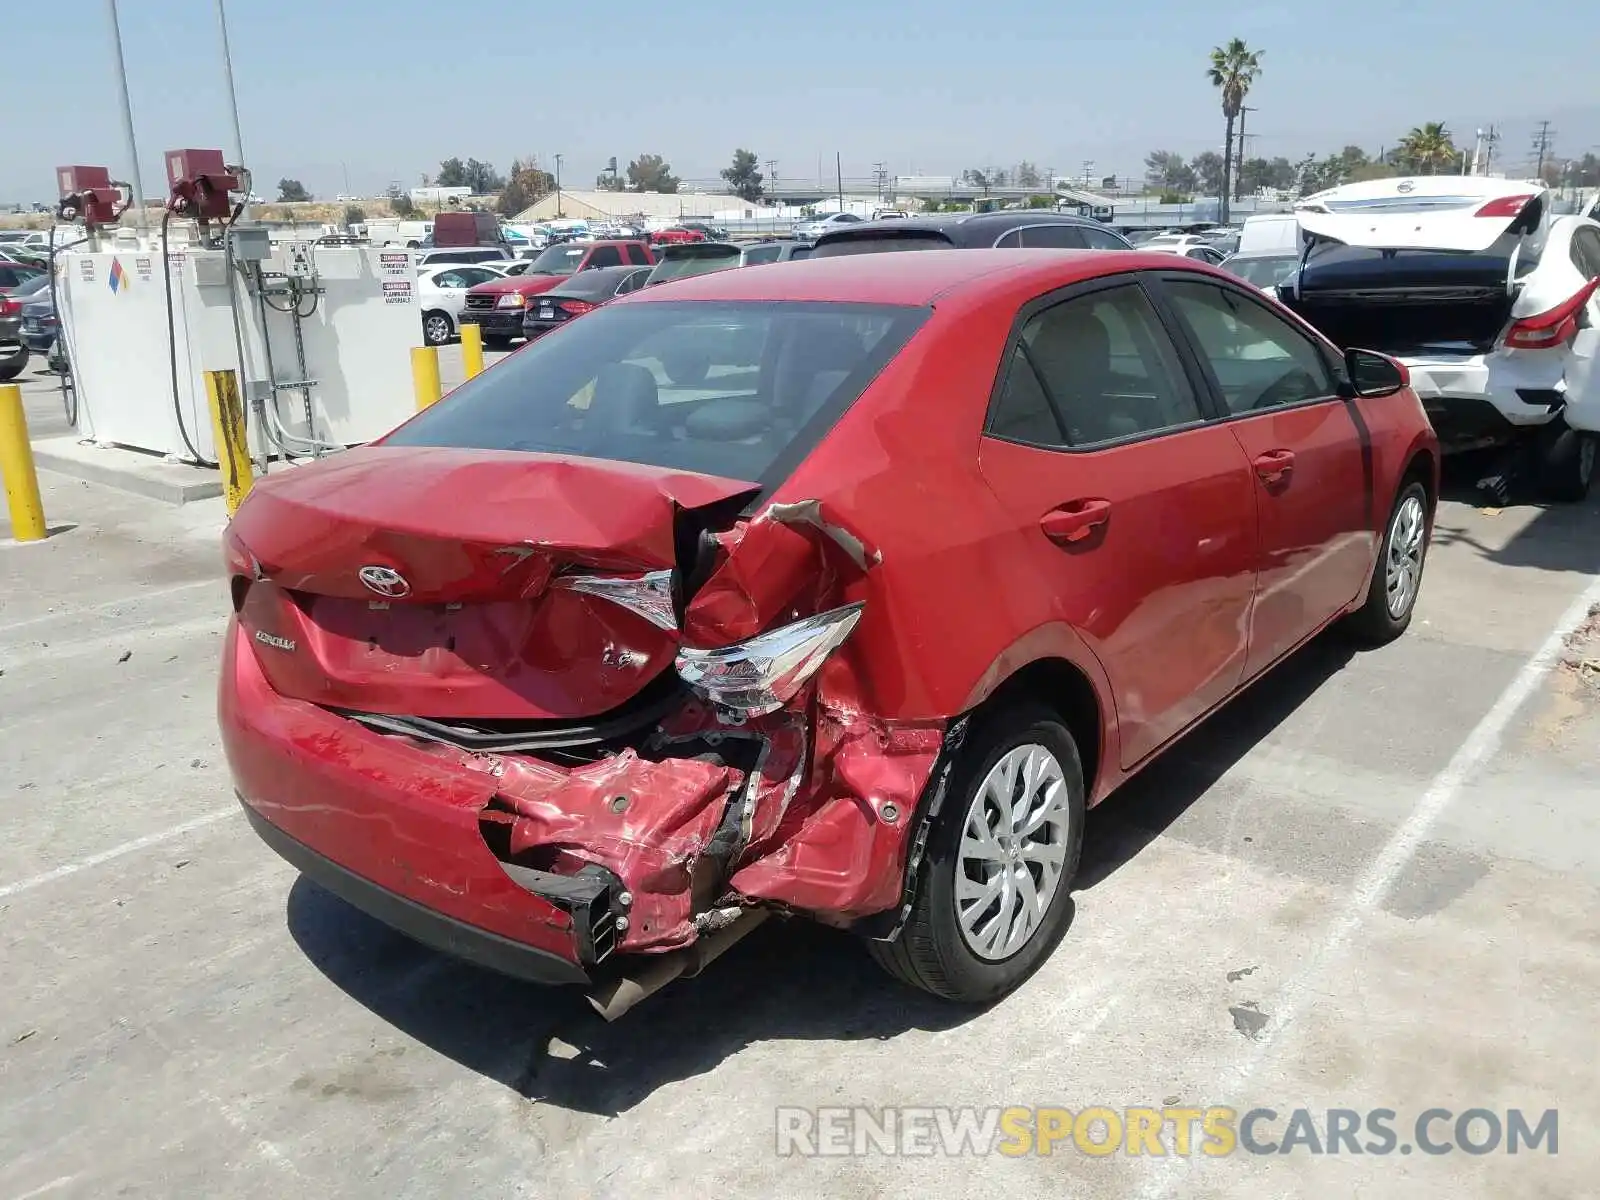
[{"left": 1343, "top": 347, "right": 1408, "bottom": 398}]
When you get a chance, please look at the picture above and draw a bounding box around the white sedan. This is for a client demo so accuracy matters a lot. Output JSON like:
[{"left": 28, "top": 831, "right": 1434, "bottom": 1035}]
[{"left": 417, "top": 263, "right": 507, "bottom": 346}]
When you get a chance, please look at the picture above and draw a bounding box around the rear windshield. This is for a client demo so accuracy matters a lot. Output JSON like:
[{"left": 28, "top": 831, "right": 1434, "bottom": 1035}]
[
  {"left": 810, "top": 231, "right": 956, "bottom": 257},
  {"left": 1302, "top": 243, "right": 1536, "bottom": 287},
  {"left": 384, "top": 300, "right": 929, "bottom": 485}
]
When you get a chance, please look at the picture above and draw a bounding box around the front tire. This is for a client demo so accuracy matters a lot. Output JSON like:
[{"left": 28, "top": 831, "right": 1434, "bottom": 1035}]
[
  {"left": 867, "top": 704, "right": 1085, "bottom": 1004},
  {"left": 1346, "top": 480, "right": 1429, "bottom": 645},
  {"left": 0, "top": 349, "right": 27, "bottom": 382},
  {"left": 1539, "top": 421, "right": 1596, "bottom": 503}
]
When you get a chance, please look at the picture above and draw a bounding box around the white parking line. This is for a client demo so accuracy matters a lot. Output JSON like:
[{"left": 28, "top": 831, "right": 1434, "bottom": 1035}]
[
  {"left": 0, "top": 807, "right": 237, "bottom": 901},
  {"left": 1136, "top": 572, "right": 1600, "bottom": 1198},
  {"left": 0, "top": 578, "right": 221, "bottom": 636}
]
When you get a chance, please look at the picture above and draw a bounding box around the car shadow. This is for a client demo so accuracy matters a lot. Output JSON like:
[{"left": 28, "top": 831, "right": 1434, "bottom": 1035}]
[
  {"left": 1075, "top": 632, "right": 1356, "bottom": 891},
  {"left": 286, "top": 875, "right": 976, "bottom": 1116},
  {"left": 1432, "top": 453, "right": 1600, "bottom": 577}
]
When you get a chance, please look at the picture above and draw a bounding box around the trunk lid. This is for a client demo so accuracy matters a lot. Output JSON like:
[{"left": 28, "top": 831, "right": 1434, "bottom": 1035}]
[
  {"left": 1295, "top": 176, "right": 1547, "bottom": 255},
  {"left": 229, "top": 446, "right": 757, "bottom": 722}
]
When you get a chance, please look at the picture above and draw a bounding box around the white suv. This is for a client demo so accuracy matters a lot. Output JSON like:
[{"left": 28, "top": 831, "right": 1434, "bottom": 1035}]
[{"left": 1282, "top": 176, "right": 1600, "bottom": 501}]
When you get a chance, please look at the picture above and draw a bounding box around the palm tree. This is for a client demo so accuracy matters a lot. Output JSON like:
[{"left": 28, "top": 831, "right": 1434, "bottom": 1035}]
[
  {"left": 1399, "top": 122, "right": 1458, "bottom": 175},
  {"left": 1207, "top": 38, "right": 1263, "bottom": 224}
]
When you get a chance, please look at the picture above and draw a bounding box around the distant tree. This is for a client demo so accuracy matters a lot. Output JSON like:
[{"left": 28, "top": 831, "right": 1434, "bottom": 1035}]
[
  {"left": 341, "top": 205, "right": 365, "bottom": 226},
  {"left": 1143, "top": 151, "right": 1196, "bottom": 193},
  {"left": 435, "top": 158, "right": 467, "bottom": 188},
  {"left": 1158, "top": 190, "right": 1192, "bottom": 205},
  {"left": 465, "top": 158, "right": 505, "bottom": 193},
  {"left": 497, "top": 157, "right": 556, "bottom": 215},
  {"left": 1191, "top": 150, "right": 1226, "bottom": 197},
  {"left": 991, "top": 169, "right": 1009, "bottom": 188},
  {"left": 276, "top": 178, "right": 310, "bottom": 202},
  {"left": 1397, "top": 123, "right": 1457, "bottom": 175},
  {"left": 962, "top": 168, "right": 991, "bottom": 192},
  {"left": 1016, "top": 161, "right": 1043, "bottom": 189},
  {"left": 389, "top": 193, "right": 417, "bottom": 218},
  {"left": 721, "top": 148, "right": 765, "bottom": 202},
  {"left": 1207, "top": 37, "right": 1264, "bottom": 223},
  {"left": 1573, "top": 153, "right": 1600, "bottom": 187},
  {"left": 1025, "top": 193, "right": 1055, "bottom": 209},
  {"left": 627, "top": 153, "right": 680, "bottom": 193}
]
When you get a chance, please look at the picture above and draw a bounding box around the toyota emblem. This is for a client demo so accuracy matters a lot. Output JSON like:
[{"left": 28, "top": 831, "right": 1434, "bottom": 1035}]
[
  {"left": 1397, "top": 180, "right": 1415, "bottom": 193},
  {"left": 359, "top": 565, "right": 410, "bottom": 598}
]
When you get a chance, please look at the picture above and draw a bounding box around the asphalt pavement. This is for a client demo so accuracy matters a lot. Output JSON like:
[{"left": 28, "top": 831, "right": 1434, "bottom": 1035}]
[{"left": 2, "top": 357, "right": 1598, "bottom": 1198}]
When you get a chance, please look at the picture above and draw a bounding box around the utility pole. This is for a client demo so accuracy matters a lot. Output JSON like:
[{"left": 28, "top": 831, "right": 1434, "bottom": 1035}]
[
  {"left": 1236, "top": 105, "right": 1257, "bottom": 201},
  {"left": 872, "top": 161, "right": 887, "bottom": 203},
  {"left": 1532, "top": 120, "right": 1554, "bottom": 182},
  {"left": 554, "top": 153, "right": 563, "bottom": 217},
  {"left": 1484, "top": 125, "right": 1501, "bottom": 174},
  {"left": 765, "top": 159, "right": 777, "bottom": 201},
  {"left": 836, "top": 151, "right": 844, "bottom": 212},
  {"left": 104, "top": 0, "right": 149, "bottom": 232}
]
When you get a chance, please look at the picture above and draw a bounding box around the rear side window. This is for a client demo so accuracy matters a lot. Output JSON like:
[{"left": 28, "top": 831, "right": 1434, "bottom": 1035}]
[
  {"left": 988, "top": 285, "right": 1202, "bottom": 447},
  {"left": 385, "top": 301, "right": 929, "bottom": 486},
  {"left": 742, "top": 245, "right": 782, "bottom": 265},
  {"left": 586, "top": 246, "right": 623, "bottom": 269},
  {"left": 1164, "top": 279, "right": 1337, "bottom": 414},
  {"left": 810, "top": 232, "right": 956, "bottom": 257},
  {"left": 1570, "top": 227, "right": 1600, "bottom": 279},
  {"left": 624, "top": 244, "right": 651, "bottom": 265}
]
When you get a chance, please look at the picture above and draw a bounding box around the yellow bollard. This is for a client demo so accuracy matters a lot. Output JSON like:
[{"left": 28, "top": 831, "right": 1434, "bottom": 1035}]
[
  {"left": 460, "top": 322, "right": 485, "bottom": 380},
  {"left": 204, "top": 369, "right": 254, "bottom": 516},
  {"left": 0, "top": 383, "right": 47, "bottom": 542},
  {"left": 412, "top": 345, "right": 442, "bottom": 410}
]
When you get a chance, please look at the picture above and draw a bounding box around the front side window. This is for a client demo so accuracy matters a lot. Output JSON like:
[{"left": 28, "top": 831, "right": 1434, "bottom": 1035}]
[
  {"left": 1164, "top": 279, "right": 1337, "bottom": 414},
  {"left": 586, "top": 246, "right": 623, "bottom": 269},
  {"left": 1019, "top": 225, "right": 1088, "bottom": 249},
  {"left": 988, "top": 284, "right": 1202, "bottom": 447},
  {"left": 1080, "top": 226, "right": 1131, "bottom": 251},
  {"left": 384, "top": 301, "right": 928, "bottom": 486}
]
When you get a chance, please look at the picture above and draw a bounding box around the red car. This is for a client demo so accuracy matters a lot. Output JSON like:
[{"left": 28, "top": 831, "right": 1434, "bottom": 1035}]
[
  {"left": 460, "top": 240, "right": 654, "bottom": 347},
  {"left": 221, "top": 251, "right": 1437, "bottom": 1015},
  {"left": 649, "top": 227, "right": 707, "bottom": 246}
]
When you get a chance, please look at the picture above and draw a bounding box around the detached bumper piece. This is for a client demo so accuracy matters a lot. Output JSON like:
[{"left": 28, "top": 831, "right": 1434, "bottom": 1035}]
[{"left": 241, "top": 798, "right": 591, "bottom": 987}]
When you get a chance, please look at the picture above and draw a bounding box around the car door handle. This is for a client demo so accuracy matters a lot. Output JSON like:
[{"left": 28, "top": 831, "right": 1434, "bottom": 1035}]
[
  {"left": 1041, "top": 499, "right": 1112, "bottom": 545},
  {"left": 1254, "top": 449, "right": 1296, "bottom": 485}
]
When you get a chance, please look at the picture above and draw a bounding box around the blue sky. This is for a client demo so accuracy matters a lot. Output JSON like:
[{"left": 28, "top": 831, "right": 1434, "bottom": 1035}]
[{"left": 4, "top": 0, "right": 1596, "bottom": 203}]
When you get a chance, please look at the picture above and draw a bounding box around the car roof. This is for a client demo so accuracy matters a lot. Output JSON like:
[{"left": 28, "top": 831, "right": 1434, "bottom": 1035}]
[
  {"left": 813, "top": 210, "right": 1115, "bottom": 247},
  {"left": 623, "top": 247, "right": 1202, "bottom": 306}
]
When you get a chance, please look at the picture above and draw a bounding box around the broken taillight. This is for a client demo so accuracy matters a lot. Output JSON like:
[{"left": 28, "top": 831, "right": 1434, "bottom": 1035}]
[
  {"left": 1503, "top": 279, "right": 1599, "bottom": 351},
  {"left": 675, "top": 603, "right": 864, "bottom": 716}
]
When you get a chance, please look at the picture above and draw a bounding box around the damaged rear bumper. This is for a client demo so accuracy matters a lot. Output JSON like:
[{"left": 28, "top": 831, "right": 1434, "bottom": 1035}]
[
  {"left": 240, "top": 798, "right": 591, "bottom": 986},
  {"left": 221, "top": 615, "right": 951, "bottom": 981}
]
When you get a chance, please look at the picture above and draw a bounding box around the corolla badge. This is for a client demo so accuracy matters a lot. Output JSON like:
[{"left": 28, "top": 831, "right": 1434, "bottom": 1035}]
[{"left": 359, "top": 565, "right": 411, "bottom": 598}]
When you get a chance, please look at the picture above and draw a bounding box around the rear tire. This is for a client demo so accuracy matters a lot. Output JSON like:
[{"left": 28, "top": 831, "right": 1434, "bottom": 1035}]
[
  {"left": 1539, "top": 421, "right": 1596, "bottom": 503},
  {"left": 1345, "top": 480, "right": 1429, "bottom": 645},
  {"left": 866, "top": 703, "right": 1085, "bottom": 1004},
  {"left": 421, "top": 311, "right": 453, "bottom": 346}
]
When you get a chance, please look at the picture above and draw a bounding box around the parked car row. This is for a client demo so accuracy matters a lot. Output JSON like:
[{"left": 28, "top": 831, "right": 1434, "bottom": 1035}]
[{"left": 1218, "top": 178, "right": 1600, "bottom": 502}]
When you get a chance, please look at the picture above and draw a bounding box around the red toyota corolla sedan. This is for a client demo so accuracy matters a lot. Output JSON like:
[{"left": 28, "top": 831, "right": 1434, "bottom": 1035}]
[{"left": 220, "top": 250, "right": 1438, "bottom": 1016}]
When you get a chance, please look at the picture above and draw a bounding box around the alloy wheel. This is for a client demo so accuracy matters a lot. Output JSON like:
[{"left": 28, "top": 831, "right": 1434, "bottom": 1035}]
[
  {"left": 424, "top": 315, "right": 450, "bottom": 345},
  {"left": 1385, "top": 493, "right": 1427, "bottom": 619},
  {"left": 956, "top": 744, "right": 1072, "bottom": 961}
]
